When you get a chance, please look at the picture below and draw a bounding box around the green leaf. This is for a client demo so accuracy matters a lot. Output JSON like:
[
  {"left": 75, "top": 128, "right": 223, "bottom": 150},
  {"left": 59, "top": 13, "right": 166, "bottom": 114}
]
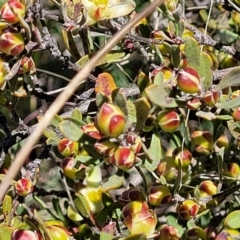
[
  {"left": 36, "top": 159, "right": 64, "bottom": 192},
  {"left": 167, "top": 214, "right": 184, "bottom": 236},
  {"left": 76, "top": 51, "right": 126, "bottom": 68},
  {"left": 100, "top": 231, "right": 113, "bottom": 240},
  {"left": 96, "top": 202, "right": 122, "bottom": 226},
  {"left": 184, "top": 37, "right": 200, "bottom": 70},
  {"left": 112, "top": 88, "right": 128, "bottom": 119},
  {"left": 101, "top": 175, "right": 123, "bottom": 191},
  {"left": 52, "top": 198, "right": 66, "bottom": 223},
  {"left": 224, "top": 210, "right": 240, "bottom": 229},
  {"left": 67, "top": 205, "right": 83, "bottom": 222},
  {"left": 145, "top": 131, "right": 162, "bottom": 171},
  {"left": 196, "top": 111, "right": 216, "bottom": 120},
  {"left": 199, "top": 52, "right": 213, "bottom": 90},
  {"left": 75, "top": 193, "right": 91, "bottom": 218},
  {"left": 145, "top": 84, "right": 179, "bottom": 108},
  {"left": 134, "top": 97, "right": 151, "bottom": 133},
  {"left": 0, "top": 225, "right": 13, "bottom": 240},
  {"left": 59, "top": 120, "right": 84, "bottom": 141},
  {"left": 215, "top": 97, "right": 240, "bottom": 109},
  {"left": 3, "top": 195, "right": 12, "bottom": 224},
  {"left": 171, "top": 45, "right": 181, "bottom": 68},
  {"left": 227, "top": 120, "right": 240, "bottom": 139},
  {"left": 50, "top": 114, "right": 63, "bottom": 128},
  {"left": 215, "top": 66, "right": 240, "bottom": 91}
]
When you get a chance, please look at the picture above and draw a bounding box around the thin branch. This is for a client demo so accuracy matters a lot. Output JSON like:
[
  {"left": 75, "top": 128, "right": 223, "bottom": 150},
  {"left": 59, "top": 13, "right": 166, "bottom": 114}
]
[{"left": 0, "top": 0, "right": 165, "bottom": 202}]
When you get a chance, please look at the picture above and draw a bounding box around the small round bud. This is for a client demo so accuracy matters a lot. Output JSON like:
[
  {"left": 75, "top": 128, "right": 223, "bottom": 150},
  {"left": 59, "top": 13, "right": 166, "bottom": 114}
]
[
  {"left": 159, "top": 225, "right": 180, "bottom": 240},
  {"left": 223, "top": 162, "right": 240, "bottom": 179},
  {"left": 122, "top": 201, "right": 157, "bottom": 236},
  {"left": 172, "top": 147, "right": 192, "bottom": 167},
  {"left": 176, "top": 68, "right": 201, "bottom": 94},
  {"left": 0, "top": 0, "right": 26, "bottom": 24},
  {"left": 178, "top": 200, "right": 200, "bottom": 220},
  {"left": 15, "top": 178, "right": 34, "bottom": 196},
  {"left": 187, "top": 98, "right": 202, "bottom": 110},
  {"left": 148, "top": 184, "right": 172, "bottom": 206},
  {"left": 199, "top": 180, "right": 217, "bottom": 197},
  {"left": 157, "top": 110, "right": 180, "bottom": 132},
  {"left": 11, "top": 229, "right": 39, "bottom": 240},
  {"left": 18, "top": 57, "right": 35, "bottom": 74},
  {"left": 0, "top": 30, "right": 25, "bottom": 56},
  {"left": 232, "top": 108, "right": 240, "bottom": 121},
  {"left": 60, "top": 157, "right": 82, "bottom": 179},
  {"left": 110, "top": 146, "right": 135, "bottom": 170},
  {"left": 96, "top": 103, "right": 125, "bottom": 138},
  {"left": 58, "top": 138, "right": 78, "bottom": 157},
  {"left": 191, "top": 131, "right": 213, "bottom": 155},
  {"left": 202, "top": 90, "right": 219, "bottom": 106}
]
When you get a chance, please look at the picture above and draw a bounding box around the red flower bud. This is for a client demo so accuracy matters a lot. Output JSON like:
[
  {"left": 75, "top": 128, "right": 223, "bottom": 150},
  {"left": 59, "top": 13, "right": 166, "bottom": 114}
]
[
  {"left": 187, "top": 98, "right": 202, "bottom": 110},
  {"left": 126, "top": 132, "right": 142, "bottom": 154},
  {"left": 0, "top": 0, "right": 26, "bottom": 24},
  {"left": 186, "top": 227, "right": 206, "bottom": 240},
  {"left": 199, "top": 180, "right": 217, "bottom": 197},
  {"left": 110, "top": 146, "right": 135, "bottom": 170},
  {"left": 11, "top": 229, "right": 39, "bottom": 240},
  {"left": 96, "top": 103, "right": 126, "bottom": 138},
  {"left": 202, "top": 90, "right": 219, "bottom": 106},
  {"left": 60, "top": 157, "right": 83, "bottom": 179},
  {"left": 122, "top": 201, "right": 157, "bottom": 236},
  {"left": 172, "top": 147, "right": 192, "bottom": 167},
  {"left": 58, "top": 138, "right": 78, "bottom": 157},
  {"left": 157, "top": 110, "right": 180, "bottom": 132},
  {"left": 148, "top": 184, "right": 172, "bottom": 206},
  {"left": 176, "top": 68, "right": 201, "bottom": 94},
  {"left": 223, "top": 162, "right": 240, "bottom": 179},
  {"left": 15, "top": 178, "right": 34, "bottom": 196},
  {"left": 81, "top": 122, "right": 104, "bottom": 140},
  {"left": 18, "top": 56, "right": 35, "bottom": 74},
  {"left": 0, "top": 30, "right": 24, "bottom": 56},
  {"left": 232, "top": 108, "right": 240, "bottom": 121},
  {"left": 178, "top": 200, "right": 200, "bottom": 220},
  {"left": 119, "top": 187, "right": 145, "bottom": 205},
  {"left": 191, "top": 131, "right": 213, "bottom": 155},
  {"left": 159, "top": 225, "right": 180, "bottom": 240},
  {"left": 156, "top": 157, "right": 177, "bottom": 181}
]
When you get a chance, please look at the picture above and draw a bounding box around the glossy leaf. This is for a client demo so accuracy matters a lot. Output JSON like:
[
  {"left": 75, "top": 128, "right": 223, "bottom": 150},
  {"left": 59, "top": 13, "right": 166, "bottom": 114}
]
[
  {"left": 59, "top": 120, "right": 84, "bottom": 141},
  {"left": 145, "top": 84, "right": 178, "bottom": 108},
  {"left": 224, "top": 210, "right": 240, "bottom": 229},
  {"left": 145, "top": 131, "right": 162, "bottom": 171},
  {"left": 134, "top": 97, "right": 151, "bottom": 133}
]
